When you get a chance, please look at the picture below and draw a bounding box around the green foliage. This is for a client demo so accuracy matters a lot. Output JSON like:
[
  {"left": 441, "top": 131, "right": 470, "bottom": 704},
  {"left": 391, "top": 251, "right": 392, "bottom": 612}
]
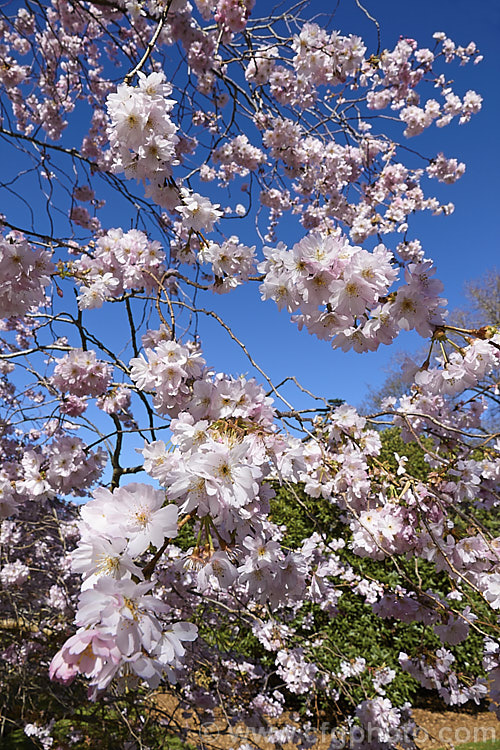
[
  {"left": 173, "top": 425, "right": 493, "bottom": 718},
  {"left": 437, "top": 741, "right": 499, "bottom": 750},
  {"left": 0, "top": 654, "right": 190, "bottom": 750},
  {"left": 377, "top": 426, "right": 430, "bottom": 480},
  {"left": 48, "top": 698, "right": 189, "bottom": 750},
  {"left": 0, "top": 730, "right": 38, "bottom": 750},
  {"left": 264, "top": 426, "right": 492, "bottom": 713},
  {"left": 269, "top": 480, "right": 425, "bottom": 709}
]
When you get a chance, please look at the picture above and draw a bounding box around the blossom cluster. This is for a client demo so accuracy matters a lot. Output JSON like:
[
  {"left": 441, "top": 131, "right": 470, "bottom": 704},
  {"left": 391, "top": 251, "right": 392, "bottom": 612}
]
[
  {"left": 399, "top": 649, "right": 488, "bottom": 707},
  {"left": 51, "top": 483, "right": 197, "bottom": 695},
  {"left": 414, "top": 335, "right": 500, "bottom": 396},
  {"left": 73, "top": 228, "right": 167, "bottom": 309},
  {"left": 51, "top": 349, "right": 112, "bottom": 398},
  {"left": 212, "top": 134, "right": 267, "bottom": 182},
  {"left": 214, "top": 0, "right": 255, "bottom": 34},
  {"left": 16, "top": 436, "right": 107, "bottom": 504},
  {"left": 176, "top": 188, "right": 223, "bottom": 233},
  {"left": 106, "top": 72, "right": 179, "bottom": 207},
  {"left": 129, "top": 338, "right": 206, "bottom": 415},
  {"left": 259, "top": 231, "right": 447, "bottom": 351},
  {"left": 198, "top": 236, "right": 256, "bottom": 292},
  {"left": 0, "top": 233, "right": 54, "bottom": 319}
]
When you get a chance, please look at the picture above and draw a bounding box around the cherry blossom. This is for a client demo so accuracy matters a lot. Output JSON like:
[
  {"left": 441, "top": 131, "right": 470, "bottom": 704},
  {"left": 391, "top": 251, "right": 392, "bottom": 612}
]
[{"left": 0, "top": 0, "right": 498, "bottom": 745}]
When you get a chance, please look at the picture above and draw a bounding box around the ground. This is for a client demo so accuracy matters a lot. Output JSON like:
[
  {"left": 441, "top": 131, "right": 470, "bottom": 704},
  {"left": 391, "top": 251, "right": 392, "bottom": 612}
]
[{"left": 154, "top": 693, "right": 500, "bottom": 750}]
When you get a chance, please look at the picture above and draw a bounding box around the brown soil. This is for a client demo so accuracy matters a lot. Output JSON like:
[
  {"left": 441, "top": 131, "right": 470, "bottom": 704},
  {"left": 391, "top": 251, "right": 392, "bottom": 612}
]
[
  {"left": 154, "top": 693, "right": 500, "bottom": 750},
  {"left": 411, "top": 708, "right": 498, "bottom": 749}
]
